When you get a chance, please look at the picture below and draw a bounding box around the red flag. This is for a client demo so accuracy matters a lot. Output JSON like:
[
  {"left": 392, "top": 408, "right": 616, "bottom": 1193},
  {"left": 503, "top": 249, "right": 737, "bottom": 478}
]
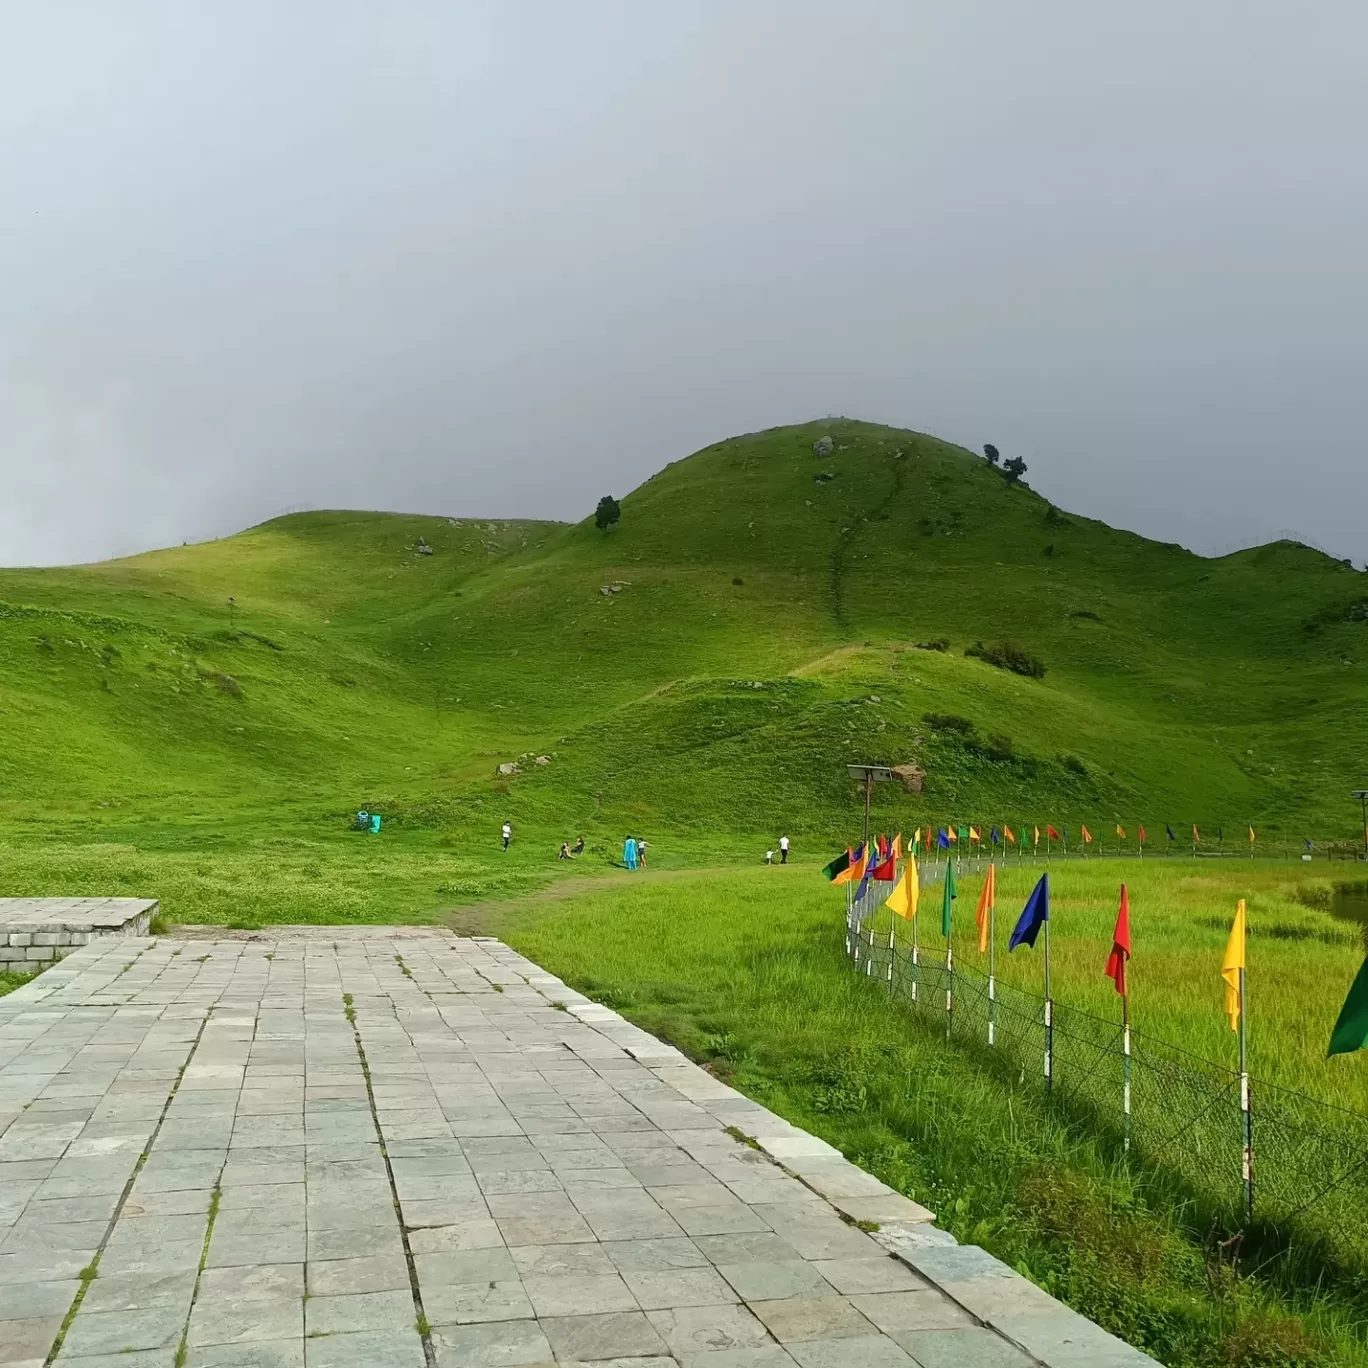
[
  {"left": 1105, "top": 885, "right": 1131, "bottom": 996},
  {"left": 1138, "top": 823, "right": 1147, "bottom": 844},
  {"left": 1046, "top": 824, "right": 1062, "bottom": 841}
]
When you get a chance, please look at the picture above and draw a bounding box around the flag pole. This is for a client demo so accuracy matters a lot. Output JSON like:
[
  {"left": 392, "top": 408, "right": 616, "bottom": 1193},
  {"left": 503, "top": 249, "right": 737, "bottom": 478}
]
[
  {"left": 911, "top": 893, "right": 920, "bottom": 1004},
  {"left": 1239, "top": 964, "right": 1253, "bottom": 1221},
  {"left": 1044, "top": 906, "right": 1054, "bottom": 1096},
  {"left": 1122, "top": 989, "right": 1131, "bottom": 1154},
  {"left": 987, "top": 875, "right": 996, "bottom": 1047}
]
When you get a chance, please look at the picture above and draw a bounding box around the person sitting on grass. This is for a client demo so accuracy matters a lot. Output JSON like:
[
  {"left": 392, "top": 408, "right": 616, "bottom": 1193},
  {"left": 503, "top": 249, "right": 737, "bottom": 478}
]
[
  {"left": 558, "top": 842, "right": 571, "bottom": 860},
  {"left": 572, "top": 837, "right": 585, "bottom": 856}
]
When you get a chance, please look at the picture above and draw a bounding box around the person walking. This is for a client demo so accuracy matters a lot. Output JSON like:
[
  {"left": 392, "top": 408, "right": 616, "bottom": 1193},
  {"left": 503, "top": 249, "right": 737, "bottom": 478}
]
[
  {"left": 623, "top": 836, "right": 638, "bottom": 871},
  {"left": 765, "top": 849, "right": 774, "bottom": 866},
  {"left": 636, "top": 839, "right": 649, "bottom": 869},
  {"left": 779, "top": 835, "right": 790, "bottom": 865},
  {"left": 501, "top": 821, "right": 512, "bottom": 851}
]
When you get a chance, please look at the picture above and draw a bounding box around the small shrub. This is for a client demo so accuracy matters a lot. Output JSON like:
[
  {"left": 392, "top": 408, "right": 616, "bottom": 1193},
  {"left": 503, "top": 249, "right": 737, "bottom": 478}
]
[
  {"left": 965, "top": 640, "right": 1046, "bottom": 679},
  {"left": 1070, "top": 609, "right": 1102, "bottom": 621},
  {"left": 923, "top": 712, "right": 976, "bottom": 737},
  {"left": 914, "top": 638, "right": 950, "bottom": 652},
  {"left": 214, "top": 673, "right": 242, "bottom": 697},
  {"left": 1043, "top": 544, "right": 1055, "bottom": 557},
  {"left": 1060, "top": 753, "right": 1088, "bottom": 776},
  {"left": 732, "top": 577, "right": 743, "bottom": 586},
  {"left": 1220, "top": 1309, "right": 1324, "bottom": 1367},
  {"left": 983, "top": 734, "right": 1015, "bottom": 763}
]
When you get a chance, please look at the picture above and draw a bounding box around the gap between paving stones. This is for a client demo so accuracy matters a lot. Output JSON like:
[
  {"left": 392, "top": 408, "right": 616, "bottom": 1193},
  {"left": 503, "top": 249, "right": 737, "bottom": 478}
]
[
  {"left": 343, "top": 988, "right": 440, "bottom": 1368},
  {"left": 43, "top": 1003, "right": 215, "bottom": 1367}
]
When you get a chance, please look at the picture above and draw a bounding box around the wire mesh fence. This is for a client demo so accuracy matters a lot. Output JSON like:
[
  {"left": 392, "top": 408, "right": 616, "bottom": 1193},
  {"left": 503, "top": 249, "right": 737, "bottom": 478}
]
[{"left": 844, "top": 873, "right": 1368, "bottom": 1271}]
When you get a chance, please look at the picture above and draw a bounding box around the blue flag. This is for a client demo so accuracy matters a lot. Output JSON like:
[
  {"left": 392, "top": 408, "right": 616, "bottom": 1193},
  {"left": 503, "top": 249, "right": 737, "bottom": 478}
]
[
  {"left": 937, "top": 829, "right": 951, "bottom": 849},
  {"left": 1009, "top": 874, "right": 1049, "bottom": 950},
  {"left": 990, "top": 826, "right": 1001, "bottom": 846},
  {"left": 1165, "top": 824, "right": 1176, "bottom": 841},
  {"left": 1304, "top": 838, "right": 1314, "bottom": 851}
]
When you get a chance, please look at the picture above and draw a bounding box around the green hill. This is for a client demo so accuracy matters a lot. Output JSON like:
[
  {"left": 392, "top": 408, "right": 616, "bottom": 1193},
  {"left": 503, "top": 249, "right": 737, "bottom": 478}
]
[{"left": 1, "top": 418, "right": 1364, "bottom": 847}]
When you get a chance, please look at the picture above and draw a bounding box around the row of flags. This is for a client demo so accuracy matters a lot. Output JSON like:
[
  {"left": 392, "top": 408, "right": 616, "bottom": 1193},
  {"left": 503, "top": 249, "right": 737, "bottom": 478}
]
[
  {"left": 827, "top": 838, "right": 1368, "bottom": 1058},
  {"left": 901, "top": 824, "right": 1259, "bottom": 848}
]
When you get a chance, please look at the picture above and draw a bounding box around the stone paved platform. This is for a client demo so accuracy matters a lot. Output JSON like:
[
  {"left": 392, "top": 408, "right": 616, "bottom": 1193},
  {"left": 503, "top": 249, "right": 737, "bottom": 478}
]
[
  {"left": 0, "top": 899, "right": 157, "bottom": 970},
  {"left": 0, "top": 929, "right": 1158, "bottom": 1368}
]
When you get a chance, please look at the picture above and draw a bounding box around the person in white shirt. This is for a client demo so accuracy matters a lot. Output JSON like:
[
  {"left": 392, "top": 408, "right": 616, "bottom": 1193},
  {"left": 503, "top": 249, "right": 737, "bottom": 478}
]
[
  {"left": 779, "top": 835, "right": 790, "bottom": 865},
  {"left": 501, "top": 821, "right": 512, "bottom": 850}
]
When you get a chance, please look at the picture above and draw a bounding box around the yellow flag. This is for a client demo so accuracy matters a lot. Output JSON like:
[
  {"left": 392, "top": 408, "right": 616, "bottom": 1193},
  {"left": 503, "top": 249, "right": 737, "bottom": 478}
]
[
  {"left": 1221, "top": 899, "right": 1247, "bottom": 1031},
  {"left": 1116, "top": 824, "right": 1126, "bottom": 839},
  {"left": 1248, "top": 826, "right": 1255, "bottom": 844},
  {"left": 885, "top": 854, "right": 919, "bottom": 920}
]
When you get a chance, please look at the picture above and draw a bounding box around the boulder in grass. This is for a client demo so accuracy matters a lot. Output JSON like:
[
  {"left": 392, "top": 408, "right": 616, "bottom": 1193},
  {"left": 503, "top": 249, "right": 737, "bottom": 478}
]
[
  {"left": 813, "top": 435, "right": 834, "bottom": 457},
  {"left": 496, "top": 762, "right": 521, "bottom": 777},
  {"left": 892, "top": 762, "right": 925, "bottom": 793}
]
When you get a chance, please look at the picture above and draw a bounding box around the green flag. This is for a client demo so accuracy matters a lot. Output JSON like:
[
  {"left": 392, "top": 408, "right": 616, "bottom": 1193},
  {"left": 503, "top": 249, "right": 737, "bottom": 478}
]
[
  {"left": 1328, "top": 956, "right": 1368, "bottom": 1056},
  {"left": 822, "top": 848, "right": 852, "bottom": 883},
  {"left": 941, "top": 859, "right": 957, "bottom": 940}
]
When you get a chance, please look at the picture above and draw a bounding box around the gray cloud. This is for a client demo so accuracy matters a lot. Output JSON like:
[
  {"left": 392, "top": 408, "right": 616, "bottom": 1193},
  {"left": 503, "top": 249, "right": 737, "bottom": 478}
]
[{"left": 2, "top": 1, "right": 1364, "bottom": 567}]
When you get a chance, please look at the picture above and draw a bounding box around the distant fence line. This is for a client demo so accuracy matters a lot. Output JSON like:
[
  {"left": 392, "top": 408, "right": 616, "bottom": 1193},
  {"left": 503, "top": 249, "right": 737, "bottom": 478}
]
[
  {"left": 843, "top": 870, "right": 1368, "bottom": 1272},
  {"left": 900, "top": 835, "right": 1366, "bottom": 862}
]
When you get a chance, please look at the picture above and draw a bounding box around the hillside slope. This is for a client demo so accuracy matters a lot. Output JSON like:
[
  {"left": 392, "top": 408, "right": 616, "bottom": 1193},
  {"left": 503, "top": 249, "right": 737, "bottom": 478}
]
[{"left": 0, "top": 419, "right": 1364, "bottom": 843}]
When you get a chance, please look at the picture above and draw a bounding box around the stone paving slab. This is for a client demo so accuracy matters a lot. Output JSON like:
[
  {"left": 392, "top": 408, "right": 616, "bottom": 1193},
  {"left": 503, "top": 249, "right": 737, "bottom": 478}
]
[
  {"left": 0, "top": 899, "right": 157, "bottom": 970},
  {"left": 0, "top": 928, "right": 1161, "bottom": 1367}
]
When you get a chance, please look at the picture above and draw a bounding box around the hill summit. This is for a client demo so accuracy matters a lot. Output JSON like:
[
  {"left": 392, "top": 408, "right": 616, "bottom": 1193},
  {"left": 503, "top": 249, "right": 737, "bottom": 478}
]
[{"left": 0, "top": 419, "right": 1364, "bottom": 841}]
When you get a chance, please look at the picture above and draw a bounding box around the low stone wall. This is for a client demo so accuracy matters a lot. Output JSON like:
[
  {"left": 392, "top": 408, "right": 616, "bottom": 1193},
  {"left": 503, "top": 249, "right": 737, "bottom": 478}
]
[{"left": 0, "top": 898, "right": 157, "bottom": 967}]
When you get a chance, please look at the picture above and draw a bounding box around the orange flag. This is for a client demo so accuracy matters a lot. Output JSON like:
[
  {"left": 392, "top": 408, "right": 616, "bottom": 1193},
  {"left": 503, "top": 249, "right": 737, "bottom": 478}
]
[
  {"left": 1081, "top": 825, "right": 1093, "bottom": 844},
  {"left": 975, "top": 863, "right": 996, "bottom": 953}
]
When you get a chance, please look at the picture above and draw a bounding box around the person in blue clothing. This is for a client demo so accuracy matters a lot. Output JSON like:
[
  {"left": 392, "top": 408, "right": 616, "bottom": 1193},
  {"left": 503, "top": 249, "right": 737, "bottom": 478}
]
[{"left": 623, "top": 836, "right": 638, "bottom": 871}]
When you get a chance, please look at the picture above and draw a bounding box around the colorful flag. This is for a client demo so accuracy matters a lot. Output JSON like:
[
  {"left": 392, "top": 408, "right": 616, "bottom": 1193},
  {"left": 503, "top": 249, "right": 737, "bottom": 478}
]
[
  {"left": 1221, "top": 900, "right": 1246, "bottom": 1031},
  {"left": 823, "top": 849, "right": 853, "bottom": 882},
  {"left": 1116, "top": 824, "right": 1126, "bottom": 840},
  {"left": 891, "top": 833, "right": 904, "bottom": 860},
  {"left": 1004, "top": 825, "right": 1017, "bottom": 845},
  {"left": 1165, "top": 824, "right": 1176, "bottom": 842},
  {"left": 924, "top": 828, "right": 933, "bottom": 852},
  {"left": 947, "top": 826, "right": 959, "bottom": 844},
  {"left": 975, "top": 863, "right": 996, "bottom": 953},
  {"left": 885, "top": 854, "right": 919, "bottom": 921},
  {"left": 1328, "top": 955, "right": 1368, "bottom": 1056},
  {"left": 1193, "top": 825, "right": 1201, "bottom": 845},
  {"left": 990, "top": 826, "right": 1001, "bottom": 846},
  {"left": 847, "top": 843, "right": 870, "bottom": 883},
  {"left": 1033, "top": 825, "right": 1041, "bottom": 846},
  {"left": 1009, "top": 874, "right": 1049, "bottom": 950},
  {"left": 941, "top": 858, "right": 957, "bottom": 939},
  {"left": 869, "top": 849, "right": 896, "bottom": 881},
  {"left": 969, "top": 826, "right": 981, "bottom": 843},
  {"left": 831, "top": 846, "right": 861, "bottom": 885},
  {"left": 936, "top": 829, "right": 951, "bottom": 849},
  {"left": 1138, "top": 823, "right": 1147, "bottom": 844},
  {"left": 1248, "top": 826, "right": 1256, "bottom": 845},
  {"left": 1046, "top": 825, "right": 1061, "bottom": 841},
  {"left": 1105, "top": 885, "right": 1131, "bottom": 995},
  {"left": 1081, "top": 825, "right": 1093, "bottom": 845},
  {"left": 956, "top": 825, "right": 969, "bottom": 845}
]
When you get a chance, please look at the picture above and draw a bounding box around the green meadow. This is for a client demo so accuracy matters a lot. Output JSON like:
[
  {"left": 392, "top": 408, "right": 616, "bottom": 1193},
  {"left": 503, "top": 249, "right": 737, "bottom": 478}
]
[
  {"left": 3, "top": 418, "right": 1368, "bottom": 1366},
  {"left": 498, "top": 862, "right": 1368, "bottom": 1368}
]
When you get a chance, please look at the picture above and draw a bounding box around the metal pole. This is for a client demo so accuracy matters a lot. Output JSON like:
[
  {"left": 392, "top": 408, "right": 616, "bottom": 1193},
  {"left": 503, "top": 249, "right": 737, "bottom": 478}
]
[
  {"left": 1122, "top": 994, "right": 1131, "bottom": 1154},
  {"left": 911, "top": 908, "right": 919, "bottom": 1003},
  {"left": 1239, "top": 965, "right": 1253, "bottom": 1221},
  {"left": 887, "top": 910, "right": 895, "bottom": 987},
  {"left": 987, "top": 887, "right": 996, "bottom": 1047},
  {"left": 864, "top": 773, "right": 872, "bottom": 849},
  {"left": 1044, "top": 913, "right": 1053, "bottom": 1096},
  {"left": 945, "top": 939, "right": 954, "bottom": 1040}
]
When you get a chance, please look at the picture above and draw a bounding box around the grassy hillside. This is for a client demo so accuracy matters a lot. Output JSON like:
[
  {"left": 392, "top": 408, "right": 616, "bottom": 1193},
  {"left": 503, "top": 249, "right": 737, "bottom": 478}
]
[{"left": 0, "top": 418, "right": 1364, "bottom": 855}]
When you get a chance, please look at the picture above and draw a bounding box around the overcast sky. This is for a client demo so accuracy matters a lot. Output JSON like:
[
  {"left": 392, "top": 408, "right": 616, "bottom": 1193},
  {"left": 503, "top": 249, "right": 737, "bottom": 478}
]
[{"left": 2, "top": 2, "right": 1364, "bottom": 568}]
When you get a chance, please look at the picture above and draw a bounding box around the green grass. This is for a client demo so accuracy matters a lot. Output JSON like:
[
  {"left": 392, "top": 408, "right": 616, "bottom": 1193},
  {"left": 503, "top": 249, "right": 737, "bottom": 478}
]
[
  {"left": 3, "top": 417, "right": 1368, "bottom": 1364},
  {"left": 0, "top": 419, "right": 1364, "bottom": 848},
  {"left": 501, "top": 862, "right": 1368, "bottom": 1368}
]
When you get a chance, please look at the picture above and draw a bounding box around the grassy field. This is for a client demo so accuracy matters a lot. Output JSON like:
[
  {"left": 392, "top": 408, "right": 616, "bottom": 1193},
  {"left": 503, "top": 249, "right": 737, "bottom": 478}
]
[
  {"left": 499, "top": 862, "right": 1368, "bottom": 1368},
  {"left": 4, "top": 417, "right": 1368, "bottom": 1364},
  {"left": 0, "top": 420, "right": 1365, "bottom": 846}
]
